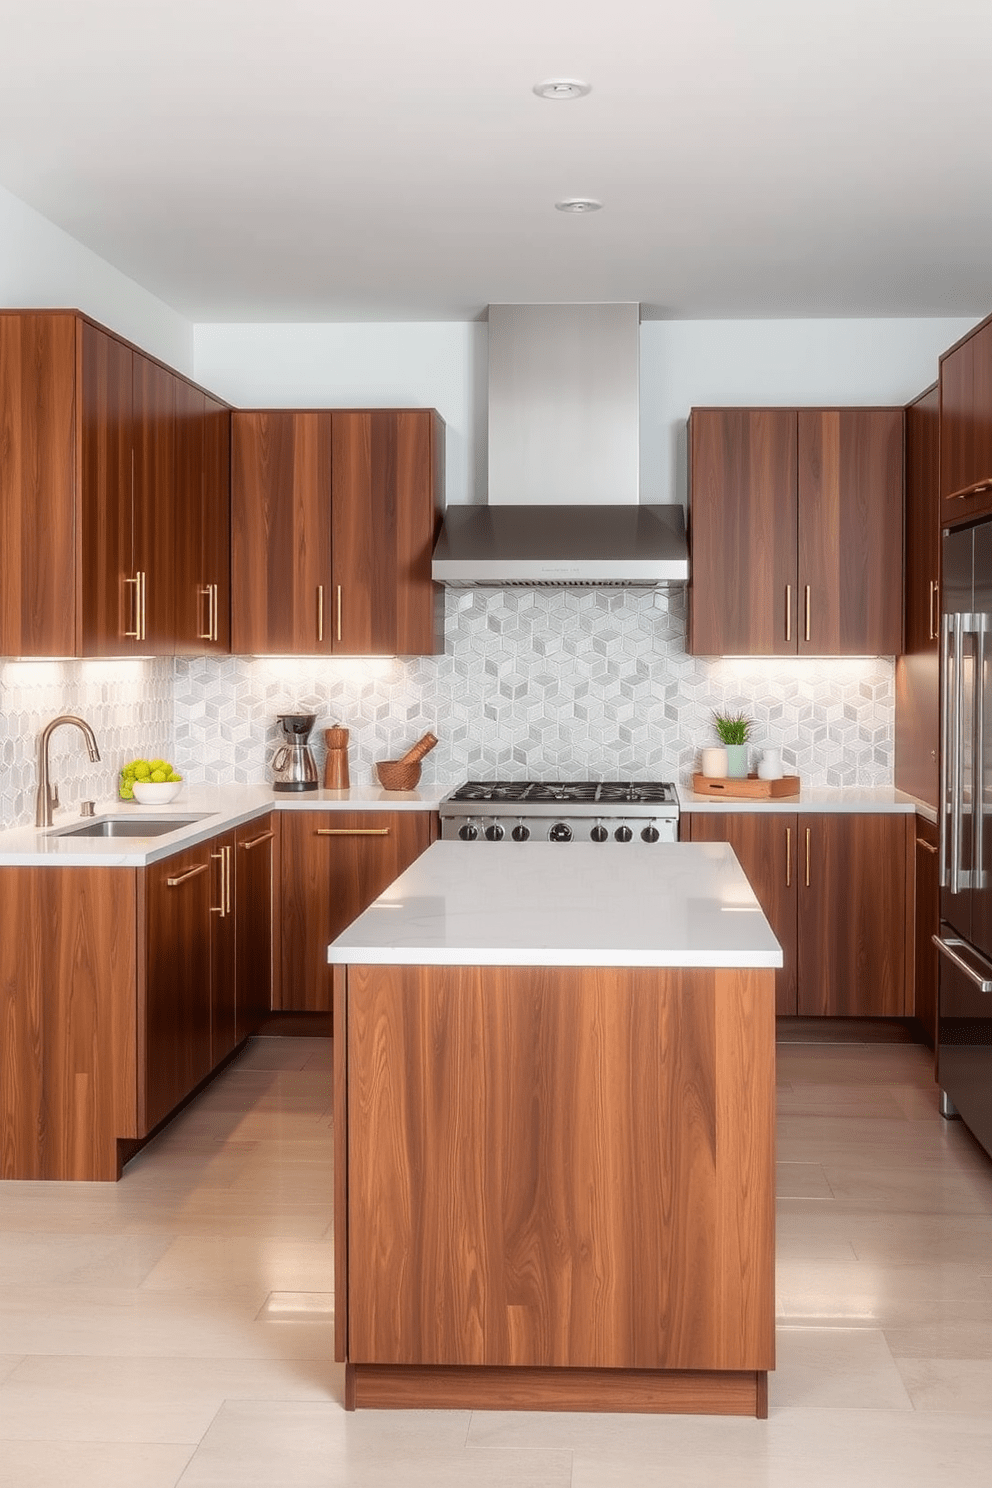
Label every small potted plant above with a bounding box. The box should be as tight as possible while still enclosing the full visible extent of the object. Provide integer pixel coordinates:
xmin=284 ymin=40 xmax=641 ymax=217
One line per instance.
xmin=712 ymin=710 xmax=752 ymax=779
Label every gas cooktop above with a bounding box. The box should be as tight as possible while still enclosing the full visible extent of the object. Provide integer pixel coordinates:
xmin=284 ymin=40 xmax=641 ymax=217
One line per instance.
xmin=445 ymin=781 xmax=677 ymax=806
xmin=439 ymin=780 xmax=680 ymax=842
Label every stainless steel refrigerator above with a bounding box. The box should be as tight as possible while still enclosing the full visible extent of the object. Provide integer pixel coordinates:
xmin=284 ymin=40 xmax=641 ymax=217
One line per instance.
xmin=936 ymin=519 xmax=992 ymax=1159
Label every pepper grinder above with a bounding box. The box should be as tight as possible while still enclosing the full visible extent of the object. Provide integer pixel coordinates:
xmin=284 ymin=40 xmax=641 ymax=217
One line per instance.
xmin=323 ymin=726 xmax=350 ymax=790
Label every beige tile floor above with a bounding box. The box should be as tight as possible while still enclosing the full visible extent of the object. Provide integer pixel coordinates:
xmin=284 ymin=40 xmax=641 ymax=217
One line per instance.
xmin=1 ymin=1035 xmax=991 ymax=1485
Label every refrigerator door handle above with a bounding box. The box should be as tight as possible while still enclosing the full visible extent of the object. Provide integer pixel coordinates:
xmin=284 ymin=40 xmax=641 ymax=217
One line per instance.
xmin=939 ymin=611 xmax=952 ymax=888
xmin=933 ymin=933 xmax=992 ymax=993
xmin=947 ymin=612 xmax=967 ymax=895
xmin=975 ymin=614 xmax=989 ymax=892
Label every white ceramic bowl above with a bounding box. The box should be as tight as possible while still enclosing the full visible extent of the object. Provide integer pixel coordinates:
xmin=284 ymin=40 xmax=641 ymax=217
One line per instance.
xmin=132 ymin=780 xmax=182 ymax=805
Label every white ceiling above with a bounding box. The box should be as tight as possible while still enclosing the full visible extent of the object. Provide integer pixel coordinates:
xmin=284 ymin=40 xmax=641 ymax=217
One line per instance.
xmin=1 ymin=0 xmax=990 ymax=323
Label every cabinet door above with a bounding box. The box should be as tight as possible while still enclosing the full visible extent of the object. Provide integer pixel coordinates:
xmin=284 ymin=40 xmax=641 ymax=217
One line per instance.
xmin=913 ymin=816 xmax=939 ymax=1050
xmin=202 ymin=394 xmax=232 ymax=652
xmin=939 ymin=317 xmax=992 ymax=522
xmin=231 ymin=411 xmax=333 ymax=654
xmin=280 ymin=811 xmax=434 ymax=1012
xmin=142 ymin=844 xmax=213 ymax=1132
xmin=79 ymin=321 xmax=134 ymax=656
xmin=331 ymin=410 xmax=444 ymax=656
xmin=209 ymin=830 xmax=238 ymax=1066
xmin=0 ymin=313 xmax=77 ymax=657
xmin=173 ymin=380 xmax=206 ymax=655
xmin=797 ymin=410 xmax=904 ymax=656
xmin=797 ymin=813 xmax=908 ymax=1017
xmin=235 ymin=814 xmax=276 ymax=1041
xmin=895 ymin=385 xmax=940 ymax=808
xmin=686 ymin=811 xmax=799 ymax=1015
xmin=131 ymin=353 xmax=176 ymax=654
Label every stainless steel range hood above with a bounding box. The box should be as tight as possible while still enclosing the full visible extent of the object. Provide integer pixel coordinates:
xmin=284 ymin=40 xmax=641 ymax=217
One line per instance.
xmin=432 ymin=303 xmax=689 ymax=589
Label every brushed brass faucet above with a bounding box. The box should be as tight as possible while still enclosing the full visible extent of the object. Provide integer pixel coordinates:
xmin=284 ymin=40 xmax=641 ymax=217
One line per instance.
xmin=36 ymin=715 xmax=101 ymax=828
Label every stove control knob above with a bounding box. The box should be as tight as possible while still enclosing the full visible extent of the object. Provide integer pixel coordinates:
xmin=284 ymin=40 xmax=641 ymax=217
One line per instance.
xmin=511 ymin=822 xmax=530 ymax=841
xmin=458 ymin=822 xmax=479 ymax=841
xmin=549 ymin=822 xmax=573 ymax=842
xmin=641 ymin=823 xmax=660 ymax=843
xmin=614 ymin=824 xmax=633 ymax=843
xmin=590 ymin=823 xmax=609 ymax=843
xmin=484 ymin=822 xmax=505 ymax=841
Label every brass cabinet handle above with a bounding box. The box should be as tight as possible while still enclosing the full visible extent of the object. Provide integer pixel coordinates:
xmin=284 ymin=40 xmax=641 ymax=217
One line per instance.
xmin=225 ymin=844 xmax=232 ymax=914
xmin=785 ymin=584 xmax=792 ymax=643
xmin=316 ymin=827 xmax=390 ymax=837
xmin=917 ymin=836 xmax=938 ymax=855
xmin=948 ymin=476 xmax=992 ymax=502
xmin=929 ymin=580 xmax=939 ymax=643
xmin=804 ymin=826 xmax=811 ymax=887
xmin=197 ymin=584 xmax=213 ymax=642
xmin=241 ymin=829 xmax=274 ymax=851
xmin=167 ymin=861 xmax=209 ymax=888
xmin=124 ymin=576 xmax=140 ymax=638
xmin=210 ymin=850 xmax=226 ymax=916
xmin=786 ymin=825 xmax=792 ymax=887
xmin=317 ymin=585 xmax=324 ymax=643
xmin=336 ymin=585 xmax=343 ymax=642
xmin=804 ymin=585 xmax=811 ymax=643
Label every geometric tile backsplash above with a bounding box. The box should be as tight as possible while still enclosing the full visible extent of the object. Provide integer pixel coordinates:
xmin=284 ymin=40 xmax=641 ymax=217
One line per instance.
xmin=1 ymin=587 xmax=895 ymax=830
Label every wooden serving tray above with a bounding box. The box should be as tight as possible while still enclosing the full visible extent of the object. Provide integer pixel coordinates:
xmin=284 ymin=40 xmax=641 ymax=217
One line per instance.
xmin=692 ymin=772 xmax=801 ymax=799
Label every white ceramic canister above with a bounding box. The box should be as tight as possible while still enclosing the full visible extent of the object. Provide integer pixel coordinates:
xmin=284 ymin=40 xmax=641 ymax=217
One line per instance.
xmin=757 ymin=749 xmax=783 ymax=780
xmin=701 ymin=746 xmax=729 ymax=778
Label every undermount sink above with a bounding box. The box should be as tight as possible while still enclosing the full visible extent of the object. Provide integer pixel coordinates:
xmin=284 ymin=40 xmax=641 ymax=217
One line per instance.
xmin=51 ymin=814 xmax=213 ymax=839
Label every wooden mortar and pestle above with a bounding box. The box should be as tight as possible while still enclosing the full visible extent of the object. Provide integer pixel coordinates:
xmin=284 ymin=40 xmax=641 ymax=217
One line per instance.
xmin=376 ymin=732 xmax=438 ymax=791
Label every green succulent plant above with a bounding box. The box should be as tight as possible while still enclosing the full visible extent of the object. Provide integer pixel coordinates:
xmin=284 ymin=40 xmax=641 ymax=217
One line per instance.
xmin=712 ymin=710 xmax=752 ymax=746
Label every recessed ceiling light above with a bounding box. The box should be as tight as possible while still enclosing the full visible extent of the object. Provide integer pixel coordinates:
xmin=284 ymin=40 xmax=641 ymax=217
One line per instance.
xmin=555 ymin=198 xmax=603 ymax=213
xmin=533 ymin=78 xmax=591 ymax=101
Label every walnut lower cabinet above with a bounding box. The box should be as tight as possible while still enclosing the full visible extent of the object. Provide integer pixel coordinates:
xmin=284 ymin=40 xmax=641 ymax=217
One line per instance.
xmin=280 ymin=811 xmax=435 ymax=1013
xmin=0 ymin=818 xmax=275 ymax=1182
xmin=686 ymin=811 xmax=911 ymax=1017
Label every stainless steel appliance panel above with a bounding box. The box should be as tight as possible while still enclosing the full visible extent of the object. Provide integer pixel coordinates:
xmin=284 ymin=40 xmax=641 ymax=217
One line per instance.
xmin=935 ymin=923 xmax=992 ymax=1157
xmin=940 ymin=525 xmax=976 ymax=939
xmin=974 ymin=521 xmax=992 ymax=959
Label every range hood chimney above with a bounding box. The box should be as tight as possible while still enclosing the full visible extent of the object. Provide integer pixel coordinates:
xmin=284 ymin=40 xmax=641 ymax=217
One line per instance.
xmin=432 ymin=303 xmax=689 ymax=589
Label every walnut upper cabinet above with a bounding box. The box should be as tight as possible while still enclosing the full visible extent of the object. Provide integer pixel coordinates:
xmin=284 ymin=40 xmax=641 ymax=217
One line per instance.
xmin=174 ymin=382 xmax=231 ymax=655
xmin=688 ymin=407 xmax=904 ymax=657
xmin=231 ymin=408 xmax=445 ymax=657
xmin=939 ymin=313 xmax=992 ymax=524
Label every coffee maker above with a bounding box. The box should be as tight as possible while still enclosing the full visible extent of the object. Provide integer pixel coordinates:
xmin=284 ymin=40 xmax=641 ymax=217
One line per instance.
xmin=272 ymin=713 xmax=319 ymax=792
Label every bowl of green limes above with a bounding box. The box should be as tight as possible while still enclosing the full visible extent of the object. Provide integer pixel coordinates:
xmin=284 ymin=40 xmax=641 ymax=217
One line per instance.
xmin=120 ymin=757 xmax=184 ymax=804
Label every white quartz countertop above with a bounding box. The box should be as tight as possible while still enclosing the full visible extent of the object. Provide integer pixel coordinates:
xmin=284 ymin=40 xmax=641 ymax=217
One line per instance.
xmin=678 ymin=784 xmax=927 ymax=816
xmin=326 ymin=840 xmax=784 ymax=969
xmin=0 ymin=783 xmax=446 ymax=867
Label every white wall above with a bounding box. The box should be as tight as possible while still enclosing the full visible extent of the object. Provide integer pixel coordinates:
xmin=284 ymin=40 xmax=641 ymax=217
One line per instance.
xmin=195 ymin=313 xmax=979 ymax=510
xmin=0 ymin=183 xmax=193 ymax=373
xmin=194 ymin=321 xmax=488 ymax=508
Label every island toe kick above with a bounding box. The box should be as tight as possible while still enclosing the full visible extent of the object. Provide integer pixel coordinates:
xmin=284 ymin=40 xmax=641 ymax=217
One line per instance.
xmin=333 ymin=961 xmax=776 ymax=1417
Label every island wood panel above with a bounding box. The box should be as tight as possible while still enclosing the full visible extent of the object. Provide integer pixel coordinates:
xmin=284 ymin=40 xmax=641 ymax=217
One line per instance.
xmin=235 ymin=813 xmax=278 ymax=1041
xmin=78 ymin=320 xmax=134 ymax=656
xmin=896 ymin=385 xmax=940 ymax=808
xmin=231 ymin=410 xmax=333 ymax=654
xmin=131 ymin=352 xmax=176 ymax=653
xmin=0 ymin=312 xmax=77 ymax=657
xmin=0 ymin=866 xmax=137 ymax=1181
xmin=939 ymin=314 xmax=992 ymax=521
xmin=688 ymin=409 xmax=798 ymax=655
xmin=797 ymin=409 xmax=904 ymax=655
xmin=684 ymin=813 xmax=798 ymax=1015
xmin=797 ymin=813 xmax=909 ymax=1017
xmin=344 ymin=962 xmax=775 ymax=1375
xmin=279 ymin=810 xmax=433 ymax=1012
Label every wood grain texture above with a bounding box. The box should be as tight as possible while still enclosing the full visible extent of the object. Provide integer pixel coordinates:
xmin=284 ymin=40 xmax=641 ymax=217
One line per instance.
xmin=688 ymin=409 xmax=798 ymax=655
xmin=913 ymin=815 xmax=939 ymax=1050
xmin=235 ymin=813 xmax=276 ymax=1042
xmin=797 ymin=409 xmax=904 ymax=655
xmin=141 ymin=845 xmax=213 ymax=1133
xmin=173 ymin=379 xmax=206 ymax=655
xmin=0 ymin=866 xmax=137 ymax=1181
xmin=895 ymin=385 xmax=939 ymax=807
xmin=78 ymin=320 xmax=134 ymax=656
xmin=343 ymin=963 xmax=775 ymax=1373
xmin=0 ymin=312 xmax=77 ymax=656
xmin=798 ymin=813 xmax=908 ymax=1016
xmin=231 ymin=410 xmax=333 ymax=654
xmin=685 ymin=812 xmax=798 ymax=1016
xmin=939 ymin=314 xmax=992 ymax=520
xmin=348 ymin=1363 xmax=767 ymax=1416
xmin=202 ymin=393 xmax=232 ymax=652
xmin=279 ymin=810 xmax=433 ymax=1012
xmin=131 ymin=352 xmax=176 ymax=654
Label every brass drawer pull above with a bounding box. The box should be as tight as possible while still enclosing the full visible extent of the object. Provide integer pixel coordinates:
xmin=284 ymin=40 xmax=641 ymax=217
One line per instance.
xmin=785 ymin=584 xmax=792 ymax=643
xmin=805 ymin=826 xmax=811 ymax=887
xmin=917 ymin=837 xmax=938 ymax=855
xmin=317 ymin=585 xmax=324 ymax=643
xmin=316 ymin=827 xmax=390 ymax=837
xmin=124 ymin=576 xmax=140 ymax=638
xmin=804 ymin=585 xmax=811 ymax=643
xmin=786 ymin=825 xmax=792 ymax=887
xmin=336 ymin=584 xmax=343 ymax=642
xmin=241 ymin=829 xmax=275 ymax=851
xmin=167 ymin=861 xmax=209 ymax=888
xmin=210 ymin=850 xmax=226 ymax=916
xmin=948 ymin=476 xmax=992 ymax=502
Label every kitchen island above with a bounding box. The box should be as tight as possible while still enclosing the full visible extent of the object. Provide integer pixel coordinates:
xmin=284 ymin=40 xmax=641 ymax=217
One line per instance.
xmin=327 ymin=840 xmax=782 ymax=1417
